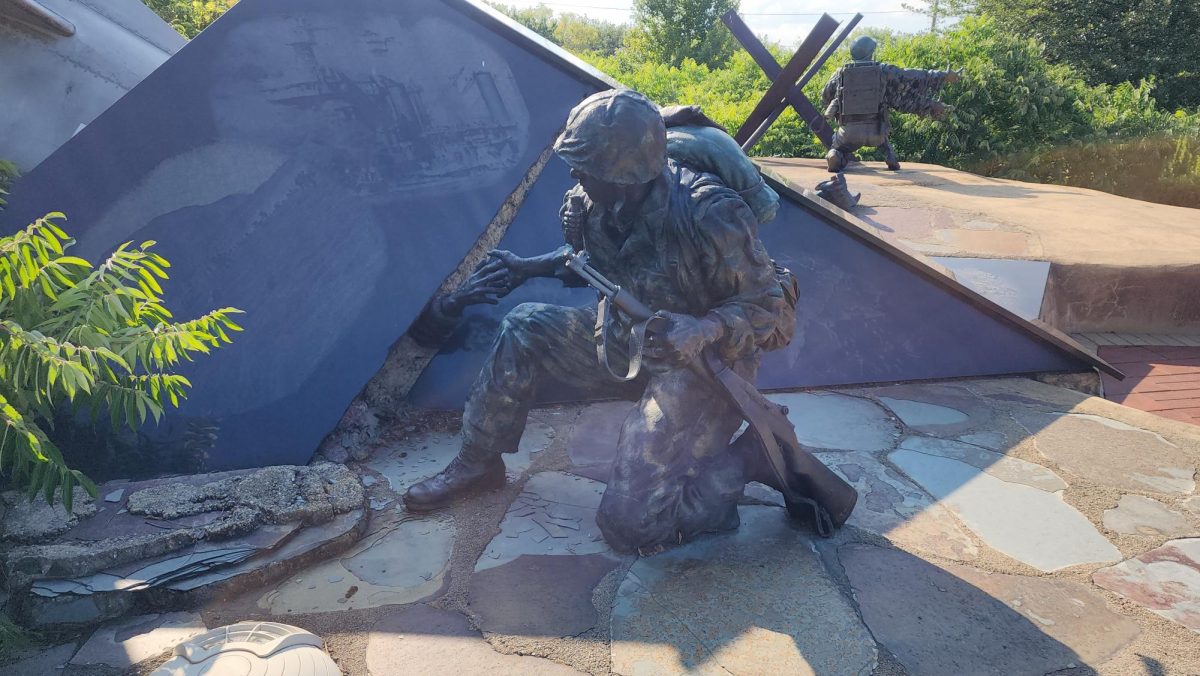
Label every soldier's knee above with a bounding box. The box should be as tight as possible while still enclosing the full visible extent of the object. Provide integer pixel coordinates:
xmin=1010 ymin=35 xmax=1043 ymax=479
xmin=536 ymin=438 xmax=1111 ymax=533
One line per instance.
xmin=825 ymin=148 xmax=848 ymax=173
xmin=498 ymin=302 xmax=550 ymax=336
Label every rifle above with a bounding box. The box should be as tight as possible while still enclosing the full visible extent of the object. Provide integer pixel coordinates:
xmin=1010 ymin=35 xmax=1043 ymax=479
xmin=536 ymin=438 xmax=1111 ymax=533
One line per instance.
xmin=563 ymin=250 xmax=858 ymax=535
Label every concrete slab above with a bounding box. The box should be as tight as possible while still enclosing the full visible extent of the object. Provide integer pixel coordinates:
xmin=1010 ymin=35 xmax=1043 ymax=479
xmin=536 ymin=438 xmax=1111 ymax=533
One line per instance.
xmin=71 ymin=611 xmax=206 ymax=668
xmin=0 ymin=488 xmax=97 ymax=543
xmin=611 ymin=506 xmax=876 ymax=675
xmin=841 ymin=544 xmax=1140 ymax=674
xmin=467 ymin=554 xmax=619 ymax=637
xmin=767 ymin=392 xmax=899 ymax=452
xmin=817 ymin=451 xmax=977 ymax=561
xmin=476 ymin=472 xmax=615 ymax=571
xmin=1103 ymin=495 xmax=1196 ymax=537
xmin=759 ymin=158 xmax=1200 ymax=333
xmin=367 ymin=605 xmax=585 ymax=675
xmin=889 ymin=447 xmax=1120 ymax=571
xmin=1013 ymin=410 xmax=1196 ymax=494
xmin=258 ymin=515 xmax=453 ymax=614
xmin=1093 ymin=538 xmax=1200 ymax=632
xmin=758 ymin=158 xmax=1200 ymax=269
xmin=368 ymin=422 xmax=554 ymax=493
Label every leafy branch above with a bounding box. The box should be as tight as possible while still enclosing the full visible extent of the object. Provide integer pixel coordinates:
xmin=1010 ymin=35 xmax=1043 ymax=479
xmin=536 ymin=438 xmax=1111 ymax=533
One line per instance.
xmin=0 ymin=212 xmax=242 ymax=506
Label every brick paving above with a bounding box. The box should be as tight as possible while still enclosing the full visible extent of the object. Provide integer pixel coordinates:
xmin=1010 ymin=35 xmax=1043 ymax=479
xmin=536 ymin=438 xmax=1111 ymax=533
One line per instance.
xmin=1098 ymin=344 xmax=1200 ymax=425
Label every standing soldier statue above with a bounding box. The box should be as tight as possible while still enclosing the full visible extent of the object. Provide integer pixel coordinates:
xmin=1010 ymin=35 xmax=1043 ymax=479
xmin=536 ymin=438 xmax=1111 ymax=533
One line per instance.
xmin=402 ymin=90 xmax=855 ymax=554
xmin=821 ymin=35 xmax=962 ymax=172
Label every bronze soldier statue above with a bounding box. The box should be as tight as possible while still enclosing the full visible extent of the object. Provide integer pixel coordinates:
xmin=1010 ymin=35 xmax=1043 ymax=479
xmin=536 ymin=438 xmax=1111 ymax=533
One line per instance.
xmin=402 ymin=90 xmax=849 ymax=554
xmin=821 ymin=36 xmax=961 ymax=172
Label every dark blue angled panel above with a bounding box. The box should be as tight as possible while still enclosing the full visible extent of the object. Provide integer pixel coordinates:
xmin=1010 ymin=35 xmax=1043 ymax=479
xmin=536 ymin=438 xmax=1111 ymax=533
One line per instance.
xmin=754 ymin=197 xmax=1081 ymax=388
xmin=408 ymin=183 xmax=1092 ymax=409
xmin=0 ymin=0 xmax=603 ymax=469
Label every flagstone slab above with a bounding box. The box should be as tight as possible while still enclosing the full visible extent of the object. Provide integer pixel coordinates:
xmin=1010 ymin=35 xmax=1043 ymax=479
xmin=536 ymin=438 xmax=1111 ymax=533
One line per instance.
xmin=611 ymin=506 xmax=876 ymax=675
xmin=1013 ymin=410 xmax=1196 ymax=494
xmin=566 ymin=401 xmax=635 ymax=482
xmin=817 ymin=451 xmax=977 ymax=561
xmin=889 ymin=448 xmax=1120 ymax=571
xmin=368 ymin=422 xmax=554 ymax=493
xmin=767 ymin=392 xmax=899 ymax=452
xmin=367 ymin=605 xmax=585 ymax=675
xmin=71 ymin=611 xmax=206 ymax=668
xmin=841 ymin=544 xmax=1140 ymax=675
xmin=467 ymin=554 xmax=619 ymax=637
xmin=1103 ymin=495 xmax=1196 ymax=537
xmin=898 ymin=436 xmax=1068 ymax=492
xmin=1093 ymin=538 xmax=1200 ymax=632
xmin=477 ymin=471 xmax=615 ymax=571
xmin=258 ymin=515 xmax=453 ymax=614
xmin=873 ymin=383 xmax=991 ymax=434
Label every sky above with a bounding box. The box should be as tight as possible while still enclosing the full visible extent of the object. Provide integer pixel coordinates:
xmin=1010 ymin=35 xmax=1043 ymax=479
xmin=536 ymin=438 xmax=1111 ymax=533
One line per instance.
xmin=499 ymin=0 xmax=938 ymax=46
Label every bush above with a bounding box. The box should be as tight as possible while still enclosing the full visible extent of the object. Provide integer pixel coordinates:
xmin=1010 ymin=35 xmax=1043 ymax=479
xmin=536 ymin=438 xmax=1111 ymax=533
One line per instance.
xmin=588 ymin=16 xmax=1200 ymax=207
xmin=0 ymin=213 xmax=242 ymax=507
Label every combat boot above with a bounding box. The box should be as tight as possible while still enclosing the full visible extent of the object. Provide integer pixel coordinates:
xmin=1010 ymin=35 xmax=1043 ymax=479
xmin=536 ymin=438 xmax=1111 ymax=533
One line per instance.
xmin=882 ymin=142 xmax=901 ymax=171
xmin=403 ymin=447 xmax=505 ymax=511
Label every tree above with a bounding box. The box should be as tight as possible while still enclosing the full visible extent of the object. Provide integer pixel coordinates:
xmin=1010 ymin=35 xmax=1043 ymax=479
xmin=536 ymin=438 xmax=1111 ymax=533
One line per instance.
xmin=489 ymin=4 xmax=628 ymax=56
xmin=141 ymin=0 xmax=238 ymax=38
xmin=901 ymin=0 xmax=976 ymax=31
xmin=974 ymin=0 xmax=1200 ymax=109
xmin=628 ymin=0 xmax=739 ymax=68
xmin=0 ymin=213 xmax=242 ymax=507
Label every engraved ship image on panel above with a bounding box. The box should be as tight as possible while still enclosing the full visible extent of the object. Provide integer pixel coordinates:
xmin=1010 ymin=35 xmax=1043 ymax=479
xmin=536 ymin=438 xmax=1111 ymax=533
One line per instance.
xmin=217 ymin=14 xmax=530 ymax=197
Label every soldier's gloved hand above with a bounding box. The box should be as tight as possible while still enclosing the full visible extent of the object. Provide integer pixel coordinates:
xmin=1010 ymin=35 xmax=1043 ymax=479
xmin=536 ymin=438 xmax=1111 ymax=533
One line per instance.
xmin=486 ymin=249 xmax=543 ymax=289
xmin=644 ymin=312 xmax=725 ymax=366
xmin=440 ymin=258 xmax=511 ymax=316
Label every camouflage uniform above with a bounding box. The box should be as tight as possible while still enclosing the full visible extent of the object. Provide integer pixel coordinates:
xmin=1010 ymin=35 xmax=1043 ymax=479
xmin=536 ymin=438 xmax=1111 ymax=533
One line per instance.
xmin=821 ymin=58 xmax=957 ymax=171
xmin=460 ymin=160 xmax=785 ymax=553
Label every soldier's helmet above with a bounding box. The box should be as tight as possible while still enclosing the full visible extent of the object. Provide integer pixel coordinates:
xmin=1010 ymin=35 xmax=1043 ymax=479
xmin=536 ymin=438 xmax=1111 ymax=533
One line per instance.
xmin=849 ymin=36 xmax=877 ymax=62
xmin=554 ymin=89 xmax=667 ymax=185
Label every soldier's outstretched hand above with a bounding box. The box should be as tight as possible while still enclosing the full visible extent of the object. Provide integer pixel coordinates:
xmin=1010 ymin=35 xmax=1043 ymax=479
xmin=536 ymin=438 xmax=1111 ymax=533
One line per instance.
xmin=440 ymin=259 xmax=512 ymax=316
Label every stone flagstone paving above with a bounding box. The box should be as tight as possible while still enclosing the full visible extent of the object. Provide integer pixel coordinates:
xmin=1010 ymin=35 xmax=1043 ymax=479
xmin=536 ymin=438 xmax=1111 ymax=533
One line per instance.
xmin=8 ymin=377 xmax=1200 ymax=674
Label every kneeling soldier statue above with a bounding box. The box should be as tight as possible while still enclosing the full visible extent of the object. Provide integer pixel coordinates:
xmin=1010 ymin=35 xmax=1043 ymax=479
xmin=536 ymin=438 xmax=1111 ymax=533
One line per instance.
xmin=822 ymin=36 xmax=962 ymax=172
xmin=404 ymin=90 xmax=855 ymax=554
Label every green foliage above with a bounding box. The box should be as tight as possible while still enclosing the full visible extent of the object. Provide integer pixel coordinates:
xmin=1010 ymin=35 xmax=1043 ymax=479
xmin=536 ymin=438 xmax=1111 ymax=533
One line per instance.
xmin=902 ymin=0 xmax=976 ymax=32
xmin=489 ymin=4 xmax=628 ymax=56
xmin=974 ymin=0 xmax=1200 ymax=109
xmin=588 ymin=15 xmax=1200 ymax=208
xmin=628 ymin=0 xmax=739 ymax=68
xmin=0 ymin=214 xmax=242 ymax=506
xmin=0 ymin=611 xmax=38 ymax=659
xmin=141 ymin=0 xmax=237 ymax=38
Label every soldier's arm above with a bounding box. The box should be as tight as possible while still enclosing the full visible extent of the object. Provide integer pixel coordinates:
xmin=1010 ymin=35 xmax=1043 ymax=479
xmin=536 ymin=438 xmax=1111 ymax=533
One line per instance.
xmin=821 ymin=72 xmax=839 ymax=107
xmin=882 ymin=64 xmax=957 ymax=118
xmin=692 ymin=192 xmax=787 ymax=360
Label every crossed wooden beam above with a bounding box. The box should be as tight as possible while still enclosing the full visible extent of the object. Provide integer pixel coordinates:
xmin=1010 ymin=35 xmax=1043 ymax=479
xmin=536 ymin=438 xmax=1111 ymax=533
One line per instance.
xmin=722 ymin=11 xmax=863 ymax=151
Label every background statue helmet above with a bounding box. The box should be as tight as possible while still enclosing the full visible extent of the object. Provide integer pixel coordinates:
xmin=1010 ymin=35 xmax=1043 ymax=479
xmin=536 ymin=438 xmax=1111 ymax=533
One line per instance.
xmin=849 ymin=36 xmax=877 ymax=62
xmin=554 ymin=89 xmax=667 ymax=185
